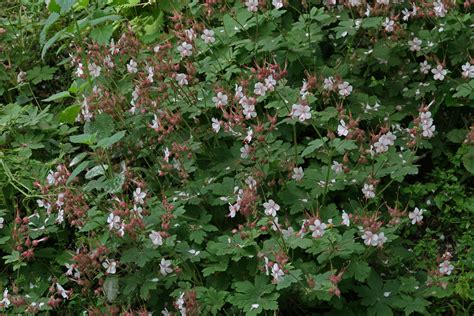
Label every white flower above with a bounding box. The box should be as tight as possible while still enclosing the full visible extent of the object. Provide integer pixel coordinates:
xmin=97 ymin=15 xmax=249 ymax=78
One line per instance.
xmin=271 ymin=263 xmax=285 ymax=282
xmin=272 ymin=0 xmax=283 ymax=9
xmin=402 ymin=8 xmax=412 ymax=21
xmin=438 ymin=260 xmax=454 ymax=275
xmin=228 ymin=203 xmax=239 ymax=218
xmin=235 ymin=85 xmax=244 ymax=99
xmin=291 ymin=103 xmax=311 ymax=122
xmin=151 ymin=114 xmax=160 ymax=130
xmin=164 ymin=147 xmax=171 ymax=162
xmin=377 ymin=232 xmax=387 ymax=246
xmin=176 ymin=73 xmax=188 ymax=86
xmin=201 ymin=29 xmax=215 ymax=44
xmin=244 ymin=128 xmax=253 ymax=143
xmin=0 ymin=217 xmax=4 ymax=229
xmin=103 ymin=55 xmax=114 ymax=68
xmin=212 ymin=92 xmax=228 ymax=107
xmin=154 ymin=45 xmax=161 ymax=53
xmin=240 ymin=144 xmax=251 ymax=159
xmin=342 ymin=211 xmax=350 ymax=226
xmin=300 ymin=80 xmax=309 ymax=99
xmin=265 ymin=75 xmax=277 ymax=91
xmin=373 ymin=132 xmax=397 ymax=154
xmin=149 ymin=230 xmax=163 ymax=246
xmin=292 ymin=167 xmax=304 ymax=181
xmin=56 ymin=283 xmax=69 ymax=299
xmin=282 ymin=226 xmax=295 ymax=238
xmin=338 ymin=81 xmax=353 ymax=97
xmin=461 ymin=62 xmax=474 ymax=79
xmin=263 ymin=199 xmax=280 ymax=217
xmin=337 ymin=120 xmax=349 ymax=137
xmin=102 ymin=259 xmax=117 ymax=274
xmin=47 ymin=170 xmax=56 ymax=185
xmin=433 ymin=1 xmax=447 ymax=17
xmin=245 ymin=0 xmax=259 ymax=12
xmin=109 ymin=39 xmax=119 ymax=55
xmin=107 ymin=213 xmax=121 ymax=230
xmin=432 ymin=65 xmax=447 ymax=81
xmin=133 ymin=187 xmax=146 ymax=205
xmin=408 ymin=207 xmax=424 ymax=224
xmin=243 ymin=102 xmax=257 ymax=119
xmin=0 ymin=289 xmax=9 ymax=308
xmin=177 ymin=42 xmax=193 ymax=57
xmin=408 ymin=37 xmax=422 ymax=52
xmin=362 ymin=183 xmax=375 ymax=199
xmin=127 ymin=59 xmax=138 ymax=74
xmin=176 ymin=292 xmax=186 ymax=315
xmin=309 ymin=219 xmax=327 ymax=238
xmin=245 ymin=176 xmax=257 ymax=188
xmin=159 ymin=258 xmax=173 ymax=276
xmin=419 ymin=61 xmax=431 ymax=74
xmin=75 ymin=63 xmax=84 ymax=77
xmin=254 ymin=82 xmax=267 ymax=96
xmin=362 ymin=230 xmax=379 ymax=246
xmin=250 ymin=303 xmax=260 ymax=310
xmin=332 ymin=161 xmax=343 ymax=173
xmin=323 ymin=76 xmax=335 ymax=91
xmin=184 ymin=28 xmax=195 ymax=41
xmin=146 ymin=66 xmax=154 ymax=82
xmin=88 ymin=63 xmax=101 ymax=78
xmin=188 ymin=249 xmax=200 ymax=256
xmin=383 ymin=18 xmax=395 ymax=33
xmin=211 ymin=118 xmax=221 ymax=133
xmin=56 ymin=209 xmax=64 ymax=224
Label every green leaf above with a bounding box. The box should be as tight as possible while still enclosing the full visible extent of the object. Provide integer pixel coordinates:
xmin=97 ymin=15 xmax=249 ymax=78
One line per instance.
xmin=301 ymin=138 xmax=326 ymax=157
xmin=67 ymin=160 xmax=90 ymax=184
xmin=96 ymin=131 xmax=126 ymax=149
xmin=42 ymin=91 xmax=71 ymax=102
xmin=102 ymin=174 xmax=125 ymax=194
xmin=57 ymin=104 xmax=80 ymax=124
xmin=90 ymin=24 xmax=114 ymax=45
xmin=27 ymin=66 xmax=57 ymax=84
xmin=56 ymin=0 xmax=76 ymax=14
xmin=103 ymin=276 xmax=119 ymax=303
xmin=229 ymin=275 xmax=279 ymax=316
xmin=462 ymin=149 xmax=474 ymax=174
xmin=85 ymin=164 xmax=108 ymax=179
xmin=140 ymin=280 xmax=158 ymax=300
xmin=69 ymin=152 xmax=88 ymax=167
xmin=41 ymin=29 xmax=67 ymax=59
xmin=403 ymin=297 xmax=429 ymax=315
xmin=202 ymin=260 xmax=228 ymax=277
xmin=40 ymin=13 xmax=60 ymax=44
xmin=69 ymin=133 xmax=96 ymax=145
xmin=276 ymin=269 xmax=302 ymax=290
xmin=347 ymin=261 xmax=371 ymax=282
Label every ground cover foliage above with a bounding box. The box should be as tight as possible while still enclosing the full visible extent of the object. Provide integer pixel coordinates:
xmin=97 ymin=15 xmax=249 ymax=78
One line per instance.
xmin=0 ymin=0 xmax=473 ymax=314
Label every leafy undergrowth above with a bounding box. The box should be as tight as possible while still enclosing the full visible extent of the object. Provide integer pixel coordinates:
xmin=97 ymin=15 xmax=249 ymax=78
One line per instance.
xmin=0 ymin=0 xmax=473 ymax=315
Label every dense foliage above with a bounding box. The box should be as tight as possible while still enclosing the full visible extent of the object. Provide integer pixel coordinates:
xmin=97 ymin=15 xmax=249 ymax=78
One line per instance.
xmin=0 ymin=0 xmax=473 ymax=314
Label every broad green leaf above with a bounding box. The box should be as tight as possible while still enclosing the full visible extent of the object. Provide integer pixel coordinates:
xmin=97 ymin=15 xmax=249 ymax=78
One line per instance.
xmin=43 ymin=91 xmax=70 ymax=102
xmin=85 ymin=164 xmax=108 ymax=179
xmin=57 ymin=104 xmax=80 ymax=124
xmin=96 ymin=131 xmax=126 ymax=149
xmin=69 ymin=133 xmax=96 ymax=145
xmin=104 ymin=276 xmax=119 ymax=303
xmin=90 ymin=24 xmax=114 ymax=45
xmin=67 ymin=160 xmax=90 ymax=184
